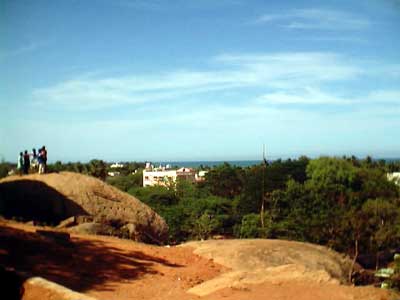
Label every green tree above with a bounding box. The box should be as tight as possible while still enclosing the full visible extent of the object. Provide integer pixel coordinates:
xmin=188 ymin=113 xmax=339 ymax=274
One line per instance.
xmin=306 ymin=157 xmax=360 ymax=194
xmin=88 ymin=159 xmax=107 ymax=181
xmin=0 ymin=159 xmax=11 ymax=179
xmin=53 ymin=161 xmax=64 ymax=172
xmin=175 ymin=177 xmax=197 ymax=199
xmin=192 ymin=212 xmax=222 ymax=240
xmin=107 ymin=171 xmax=143 ymax=192
xmin=239 ymin=214 xmax=263 ymax=238
xmin=361 ymin=198 xmax=400 ymax=269
xmin=161 ymin=204 xmax=187 ymax=243
xmin=204 ymin=163 xmax=244 ymax=199
xmin=237 ymin=158 xmax=309 ymax=220
xmin=180 ymin=196 xmax=233 ymax=239
xmin=130 ymin=185 xmax=178 ymax=209
xmin=358 ymin=167 xmax=398 ymax=202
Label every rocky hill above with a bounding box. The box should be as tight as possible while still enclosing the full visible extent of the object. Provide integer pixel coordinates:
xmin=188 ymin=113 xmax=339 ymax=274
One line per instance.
xmin=0 ymin=172 xmax=168 ymax=243
xmin=0 ymin=222 xmax=392 ymax=300
xmin=183 ymin=239 xmax=353 ymax=296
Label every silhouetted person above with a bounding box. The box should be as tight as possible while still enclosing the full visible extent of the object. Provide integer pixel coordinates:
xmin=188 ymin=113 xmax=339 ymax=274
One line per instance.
xmin=23 ymin=150 xmax=30 ymax=174
xmin=42 ymin=145 xmax=47 ymax=173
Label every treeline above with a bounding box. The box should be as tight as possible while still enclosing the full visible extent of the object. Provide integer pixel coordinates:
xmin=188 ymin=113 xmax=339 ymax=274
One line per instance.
xmin=0 ymin=161 xmax=14 ymax=179
xmin=117 ymin=157 xmax=400 ymax=270
xmin=48 ymin=160 xmax=145 ymax=179
xmin=47 ymin=160 xmax=145 ymax=195
xmin=0 ymin=159 xmax=145 ymax=182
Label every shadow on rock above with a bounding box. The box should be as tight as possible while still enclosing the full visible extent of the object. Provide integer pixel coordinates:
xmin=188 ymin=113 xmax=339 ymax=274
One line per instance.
xmin=0 ymin=266 xmax=25 ymax=300
xmin=0 ymin=225 xmax=182 ymax=292
xmin=0 ymin=180 xmax=89 ymax=225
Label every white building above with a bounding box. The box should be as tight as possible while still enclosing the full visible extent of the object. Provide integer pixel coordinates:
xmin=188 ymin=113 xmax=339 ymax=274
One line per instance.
xmin=195 ymin=170 xmax=208 ymax=182
xmin=143 ymin=166 xmax=198 ymax=187
xmin=110 ymin=163 xmax=124 ymax=168
xmin=143 ymin=169 xmax=178 ymax=187
xmin=108 ymin=171 xmax=121 ymax=177
xmin=387 ymin=172 xmax=400 ymax=186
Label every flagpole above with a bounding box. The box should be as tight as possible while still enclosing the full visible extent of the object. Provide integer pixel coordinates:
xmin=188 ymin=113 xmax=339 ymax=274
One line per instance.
xmin=260 ymin=144 xmax=266 ymax=229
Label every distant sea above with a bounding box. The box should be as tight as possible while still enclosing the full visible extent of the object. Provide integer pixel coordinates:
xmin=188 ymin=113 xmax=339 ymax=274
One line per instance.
xmin=153 ymin=157 xmax=400 ymax=169
xmin=383 ymin=158 xmax=400 ymax=163
xmin=153 ymin=160 xmax=262 ymax=168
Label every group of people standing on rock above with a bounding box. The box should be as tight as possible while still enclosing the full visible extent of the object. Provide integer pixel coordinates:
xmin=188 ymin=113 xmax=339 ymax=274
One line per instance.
xmin=17 ymin=146 xmax=47 ymax=175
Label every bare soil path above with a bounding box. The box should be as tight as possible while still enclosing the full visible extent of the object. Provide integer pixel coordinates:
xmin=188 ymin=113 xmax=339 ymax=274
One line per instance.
xmin=0 ymin=221 xmax=395 ymax=300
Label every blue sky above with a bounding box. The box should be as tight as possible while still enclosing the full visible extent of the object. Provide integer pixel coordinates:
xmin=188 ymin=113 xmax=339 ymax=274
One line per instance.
xmin=1 ymin=0 xmax=400 ymax=162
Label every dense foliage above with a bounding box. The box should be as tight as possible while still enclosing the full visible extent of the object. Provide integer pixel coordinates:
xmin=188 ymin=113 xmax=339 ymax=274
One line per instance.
xmin=44 ymin=160 xmax=145 ymax=183
xmin=126 ymin=157 xmax=400 ymax=271
xmin=0 ymin=160 xmax=13 ymax=179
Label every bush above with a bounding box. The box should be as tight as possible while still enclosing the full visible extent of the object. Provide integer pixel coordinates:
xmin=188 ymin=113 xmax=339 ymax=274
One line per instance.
xmin=0 ymin=162 xmax=11 ymax=179
xmin=107 ymin=172 xmax=143 ymax=192
xmin=239 ymin=214 xmax=269 ymax=238
xmin=192 ymin=212 xmax=222 ymax=240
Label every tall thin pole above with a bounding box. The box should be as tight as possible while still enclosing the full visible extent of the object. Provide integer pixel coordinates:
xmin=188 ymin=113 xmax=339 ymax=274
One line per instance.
xmin=260 ymin=144 xmax=266 ymax=228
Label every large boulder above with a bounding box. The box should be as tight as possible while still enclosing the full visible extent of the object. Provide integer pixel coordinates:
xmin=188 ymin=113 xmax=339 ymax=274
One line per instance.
xmin=183 ymin=239 xmax=353 ymax=296
xmin=0 ymin=172 xmax=168 ymax=244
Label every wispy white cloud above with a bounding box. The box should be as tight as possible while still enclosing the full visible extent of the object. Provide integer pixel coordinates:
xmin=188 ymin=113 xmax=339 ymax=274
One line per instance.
xmin=21 ymin=82 xmax=400 ymax=161
xmin=366 ymin=90 xmax=400 ymax=104
xmin=256 ymin=87 xmax=350 ymax=105
xmin=0 ymin=41 xmax=46 ymax=61
xmin=255 ymin=8 xmax=371 ymax=31
xmin=372 ymin=64 xmax=400 ymax=79
xmin=214 ymin=52 xmax=361 ymax=85
xmin=129 ymin=89 xmax=400 ymax=136
xmin=56 ymin=89 xmax=399 ymax=145
xmin=33 ymin=52 xmax=400 ymax=115
xmin=290 ymin=36 xmax=369 ymax=43
xmin=110 ymin=0 xmax=164 ymax=10
xmin=256 ymin=87 xmax=400 ymax=106
xmin=109 ymin=0 xmax=243 ymax=10
xmin=32 ymin=70 xmax=245 ymax=109
xmin=33 ymin=52 xmax=363 ymax=110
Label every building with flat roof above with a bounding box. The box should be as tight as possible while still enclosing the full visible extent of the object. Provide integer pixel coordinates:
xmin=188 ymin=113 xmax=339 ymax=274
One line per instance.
xmin=387 ymin=172 xmax=400 ymax=186
xmin=143 ymin=165 xmax=202 ymax=187
xmin=110 ymin=162 xmax=124 ymax=168
xmin=143 ymin=169 xmax=178 ymax=187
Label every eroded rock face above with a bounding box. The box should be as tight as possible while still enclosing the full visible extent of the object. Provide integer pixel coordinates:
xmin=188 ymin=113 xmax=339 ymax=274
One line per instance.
xmin=0 ymin=172 xmax=168 ymax=244
xmin=183 ymin=239 xmax=353 ymax=297
xmin=67 ymin=223 xmax=116 ymax=236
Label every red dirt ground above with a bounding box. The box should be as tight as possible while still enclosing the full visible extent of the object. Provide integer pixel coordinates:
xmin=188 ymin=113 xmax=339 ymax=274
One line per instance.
xmin=0 ymin=221 xmax=396 ymax=300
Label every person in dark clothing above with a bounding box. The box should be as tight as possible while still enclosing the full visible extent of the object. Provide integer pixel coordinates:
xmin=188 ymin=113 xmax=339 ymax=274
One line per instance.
xmin=41 ymin=146 xmax=47 ymax=173
xmin=38 ymin=147 xmax=44 ymax=174
xmin=23 ymin=150 xmax=30 ymax=174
